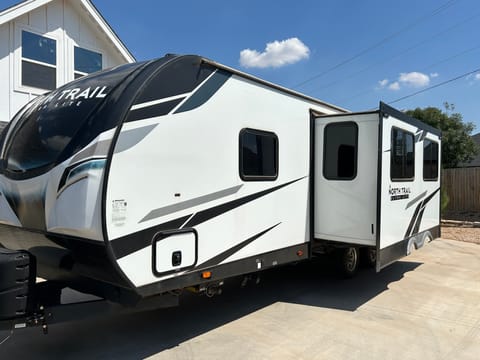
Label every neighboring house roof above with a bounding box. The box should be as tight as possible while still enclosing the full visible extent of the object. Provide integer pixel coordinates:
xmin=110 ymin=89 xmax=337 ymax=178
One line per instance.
xmin=0 ymin=0 xmax=135 ymax=63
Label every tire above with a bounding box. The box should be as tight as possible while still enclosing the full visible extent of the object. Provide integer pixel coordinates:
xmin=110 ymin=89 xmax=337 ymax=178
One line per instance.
xmin=422 ymin=232 xmax=432 ymax=246
xmin=360 ymin=247 xmax=376 ymax=268
xmin=338 ymin=247 xmax=360 ymax=278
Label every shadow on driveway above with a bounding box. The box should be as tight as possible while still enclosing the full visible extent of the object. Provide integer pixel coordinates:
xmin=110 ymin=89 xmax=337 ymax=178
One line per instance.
xmin=0 ymin=258 xmax=421 ymax=359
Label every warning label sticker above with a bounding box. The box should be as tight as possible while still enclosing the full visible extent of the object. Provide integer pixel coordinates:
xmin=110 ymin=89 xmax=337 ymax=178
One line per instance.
xmin=112 ymin=199 xmax=127 ymax=226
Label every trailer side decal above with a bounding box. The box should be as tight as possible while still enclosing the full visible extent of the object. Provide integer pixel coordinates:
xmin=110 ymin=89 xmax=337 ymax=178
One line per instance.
xmin=110 ymin=177 xmax=305 ymax=259
xmin=196 ymin=223 xmax=281 ymax=269
xmin=405 ymin=190 xmax=427 ymax=209
xmin=126 ymin=98 xmax=184 ymax=122
xmin=140 ymin=184 xmax=243 ymax=223
xmin=183 ymin=177 xmax=305 ymax=228
xmin=114 ymin=124 xmax=158 ymax=153
xmin=403 ymin=187 xmax=440 ymax=239
xmin=174 ymin=70 xmax=231 ymax=114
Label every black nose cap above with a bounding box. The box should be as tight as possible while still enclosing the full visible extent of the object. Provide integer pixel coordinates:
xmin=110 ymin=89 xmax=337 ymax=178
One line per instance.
xmin=172 ymin=251 xmax=182 ymax=267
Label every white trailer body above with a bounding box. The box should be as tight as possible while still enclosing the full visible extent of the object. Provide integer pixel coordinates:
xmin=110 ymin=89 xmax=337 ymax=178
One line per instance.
xmin=0 ymin=55 xmax=441 ymax=323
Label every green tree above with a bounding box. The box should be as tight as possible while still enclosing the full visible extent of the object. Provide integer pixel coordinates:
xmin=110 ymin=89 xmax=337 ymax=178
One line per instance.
xmin=406 ymin=103 xmax=479 ymax=168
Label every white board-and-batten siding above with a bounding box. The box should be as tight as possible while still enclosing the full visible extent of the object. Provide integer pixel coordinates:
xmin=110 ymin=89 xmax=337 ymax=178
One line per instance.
xmin=0 ymin=0 xmax=132 ymax=124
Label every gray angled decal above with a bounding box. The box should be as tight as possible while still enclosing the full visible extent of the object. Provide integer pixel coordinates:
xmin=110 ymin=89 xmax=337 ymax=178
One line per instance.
xmin=140 ymin=184 xmax=243 ymax=223
xmin=114 ymin=124 xmax=158 ymax=153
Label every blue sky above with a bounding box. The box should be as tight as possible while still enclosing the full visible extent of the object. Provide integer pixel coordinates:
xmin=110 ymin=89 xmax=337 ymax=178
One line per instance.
xmin=2 ymin=0 xmax=480 ymax=131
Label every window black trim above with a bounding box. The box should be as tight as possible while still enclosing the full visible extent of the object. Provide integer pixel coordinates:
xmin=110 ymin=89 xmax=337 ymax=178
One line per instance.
xmin=423 ymin=139 xmax=439 ymax=181
xmin=390 ymin=126 xmax=415 ymax=182
xmin=239 ymin=128 xmax=279 ymax=181
xmin=322 ymin=121 xmax=358 ymax=181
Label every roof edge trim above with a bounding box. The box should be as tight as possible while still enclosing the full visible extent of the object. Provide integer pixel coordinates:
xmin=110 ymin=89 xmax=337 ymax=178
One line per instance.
xmin=201 ymin=58 xmax=349 ymax=114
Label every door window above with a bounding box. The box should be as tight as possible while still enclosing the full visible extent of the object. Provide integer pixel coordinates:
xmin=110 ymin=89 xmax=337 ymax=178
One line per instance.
xmin=323 ymin=122 xmax=358 ymax=180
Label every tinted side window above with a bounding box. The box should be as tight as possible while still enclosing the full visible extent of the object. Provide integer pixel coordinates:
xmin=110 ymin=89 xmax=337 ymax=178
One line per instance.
xmin=239 ymin=129 xmax=278 ymax=181
xmin=423 ymin=139 xmax=439 ymax=180
xmin=323 ymin=122 xmax=358 ymax=180
xmin=391 ymin=128 xmax=414 ymax=181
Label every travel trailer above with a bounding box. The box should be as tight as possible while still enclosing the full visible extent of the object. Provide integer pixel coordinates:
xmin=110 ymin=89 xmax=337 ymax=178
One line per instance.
xmin=0 ymin=54 xmax=441 ymax=332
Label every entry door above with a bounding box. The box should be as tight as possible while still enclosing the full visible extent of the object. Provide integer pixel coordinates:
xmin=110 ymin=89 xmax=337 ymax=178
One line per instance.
xmin=314 ymin=113 xmax=378 ymax=246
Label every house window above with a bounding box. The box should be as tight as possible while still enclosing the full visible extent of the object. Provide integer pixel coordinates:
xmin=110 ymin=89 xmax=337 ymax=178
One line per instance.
xmin=423 ymin=139 xmax=439 ymax=180
xmin=21 ymin=31 xmax=56 ymax=90
xmin=391 ymin=127 xmax=414 ymax=181
xmin=74 ymin=46 xmax=102 ymax=79
xmin=239 ymin=128 xmax=278 ymax=181
xmin=323 ymin=122 xmax=358 ymax=180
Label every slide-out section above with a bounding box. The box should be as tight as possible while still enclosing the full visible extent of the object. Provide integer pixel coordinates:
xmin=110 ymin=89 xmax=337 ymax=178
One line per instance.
xmin=314 ymin=103 xmax=441 ymax=271
xmin=376 ymin=104 xmax=441 ymax=270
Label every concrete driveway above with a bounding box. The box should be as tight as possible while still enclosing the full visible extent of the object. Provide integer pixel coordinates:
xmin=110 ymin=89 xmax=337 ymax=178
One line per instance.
xmin=0 ymin=238 xmax=479 ymax=359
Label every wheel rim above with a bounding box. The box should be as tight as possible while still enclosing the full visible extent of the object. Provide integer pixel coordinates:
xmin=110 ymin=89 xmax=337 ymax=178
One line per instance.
xmin=345 ymin=248 xmax=357 ymax=272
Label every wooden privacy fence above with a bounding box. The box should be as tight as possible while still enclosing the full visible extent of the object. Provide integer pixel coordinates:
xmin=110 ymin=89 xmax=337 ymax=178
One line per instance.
xmin=442 ymin=167 xmax=480 ymax=212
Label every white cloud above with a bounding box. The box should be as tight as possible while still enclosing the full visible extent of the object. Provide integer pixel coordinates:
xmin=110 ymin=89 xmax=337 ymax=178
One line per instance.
xmin=475 ymin=73 xmax=480 ymax=80
xmin=398 ymin=72 xmax=430 ymax=87
xmin=239 ymin=37 xmax=310 ymax=68
xmin=379 ymin=71 xmax=431 ymax=91
xmin=378 ymin=79 xmax=389 ymax=87
xmin=388 ymin=82 xmax=400 ymax=91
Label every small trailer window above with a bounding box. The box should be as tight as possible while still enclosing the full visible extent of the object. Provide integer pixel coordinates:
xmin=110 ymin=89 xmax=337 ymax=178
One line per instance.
xmin=423 ymin=140 xmax=439 ymax=180
xmin=239 ymin=128 xmax=278 ymax=181
xmin=391 ymin=128 xmax=414 ymax=181
xmin=323 ymin=122 xmax=358 ymax=180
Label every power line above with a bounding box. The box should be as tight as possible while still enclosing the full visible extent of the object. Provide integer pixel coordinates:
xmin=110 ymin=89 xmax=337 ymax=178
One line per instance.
xmin=336 ymin=44 xmax=480 ymax=104
xmin=387 ymin=67 xmax=480 ymax=105
xmin=308 ymin=12 xmax=480 ymax=93
xmin=292 ymin=0 xmax=461 ymax=89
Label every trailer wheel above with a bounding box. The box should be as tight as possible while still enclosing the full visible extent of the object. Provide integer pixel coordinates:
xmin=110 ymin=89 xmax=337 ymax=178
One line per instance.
xmin=339 ymin=247 xmax=359 ymax=278
xmin=361 ymin=247 xmax=376 ymax=268
xmin=422 ymin=232 xmax=433 ymax=246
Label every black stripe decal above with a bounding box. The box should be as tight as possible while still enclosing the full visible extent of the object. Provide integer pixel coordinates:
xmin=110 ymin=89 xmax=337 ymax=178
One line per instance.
xmin=403 ymin=187 xmax=440 ymax=239
xmin=184 ymin=177 xmax=305 ymax=227
xmin=111 ymin=177 xmax=305 ymax=259
xmin=126 ymin=98 xmax=184 ymax=122
xmin=174 ymin=70 xmax=231 ymax=114
xmin=111 ymin=215 xmax=192 ymax=259
xmin=196 ymin=223 xmax=281 ymax=269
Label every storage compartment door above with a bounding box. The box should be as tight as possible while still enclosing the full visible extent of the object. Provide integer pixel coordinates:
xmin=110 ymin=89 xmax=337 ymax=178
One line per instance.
xmin=152 ymin=230 xmax=197 ymax=276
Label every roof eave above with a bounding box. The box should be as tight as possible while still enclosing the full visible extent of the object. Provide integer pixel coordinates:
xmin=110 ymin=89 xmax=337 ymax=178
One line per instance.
xmin=80 ymin=0 xmax=136 ymax=63
xmin=0 ymin=0 xmax=136 ymax=63
xmin=0 ymin=0 xmax=52 ymax=26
